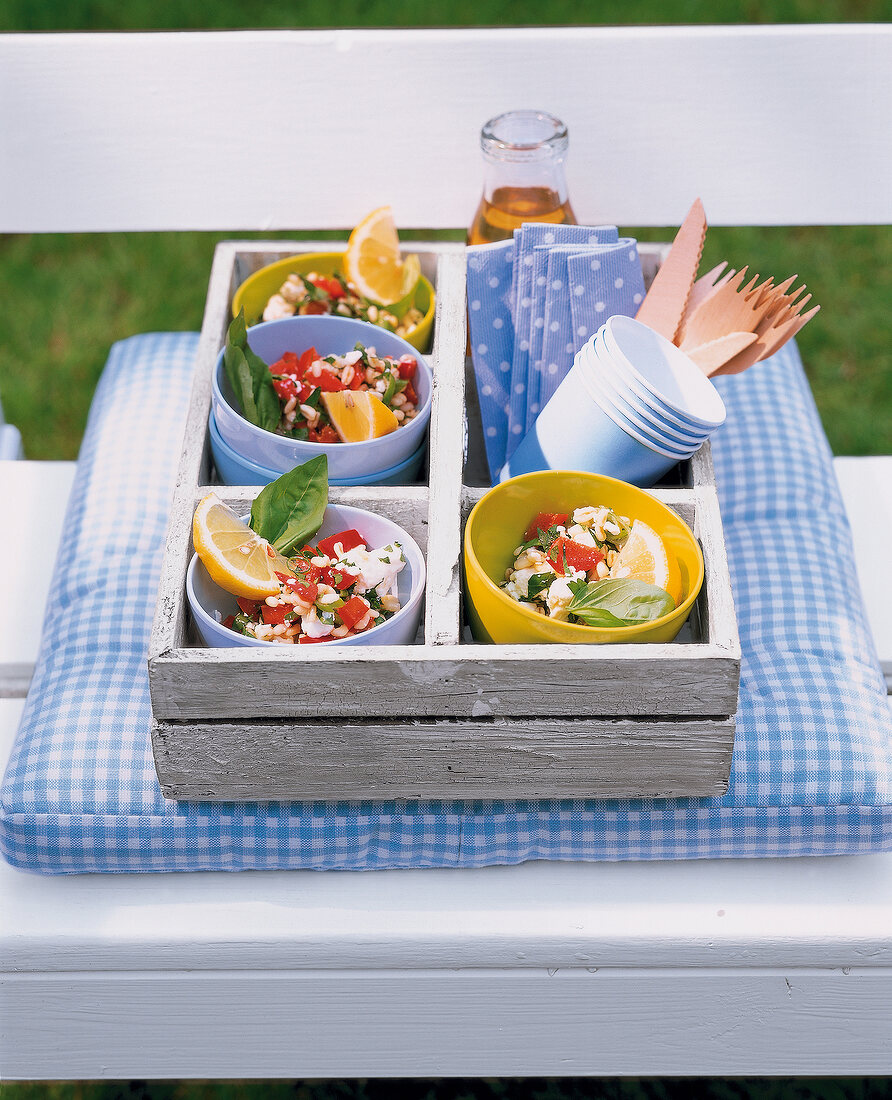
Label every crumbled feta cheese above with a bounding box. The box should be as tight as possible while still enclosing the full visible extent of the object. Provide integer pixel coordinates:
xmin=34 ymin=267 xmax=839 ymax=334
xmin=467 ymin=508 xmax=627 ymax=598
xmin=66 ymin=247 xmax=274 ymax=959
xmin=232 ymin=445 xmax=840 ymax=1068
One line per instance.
xmin=566 ymin=524 xmax=598 ymax=547
xmin=546 ymin=575 xmax=581 ymax=621
xmin=338 ymin=543 xmax=405 ymax=596
xmin=301 ymin=606 xmax=335 ymax=638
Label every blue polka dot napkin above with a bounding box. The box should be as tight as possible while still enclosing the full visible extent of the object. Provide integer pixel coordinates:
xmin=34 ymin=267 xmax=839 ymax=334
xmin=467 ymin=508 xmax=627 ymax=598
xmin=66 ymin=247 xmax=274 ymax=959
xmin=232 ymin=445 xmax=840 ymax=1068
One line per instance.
xmin=507 ymin=225 xmax=618 ymax=449
xmin=468 ymin=224 xmax=647 ymax=481
xmin=467 ymin=239 xmax=516 ymax=482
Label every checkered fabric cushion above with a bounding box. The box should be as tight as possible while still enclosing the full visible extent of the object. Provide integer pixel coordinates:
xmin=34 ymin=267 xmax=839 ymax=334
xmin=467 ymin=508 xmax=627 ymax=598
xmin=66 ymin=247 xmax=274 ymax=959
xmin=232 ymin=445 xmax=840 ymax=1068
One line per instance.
xmin=1 ymin=332 xmax=890 ymax=872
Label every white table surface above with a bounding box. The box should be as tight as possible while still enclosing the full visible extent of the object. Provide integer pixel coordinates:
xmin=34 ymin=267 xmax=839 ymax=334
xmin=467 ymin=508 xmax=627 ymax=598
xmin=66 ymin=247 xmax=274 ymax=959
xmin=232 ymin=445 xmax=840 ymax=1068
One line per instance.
xmin=2 ymin=458 xmax=891 ymax=1079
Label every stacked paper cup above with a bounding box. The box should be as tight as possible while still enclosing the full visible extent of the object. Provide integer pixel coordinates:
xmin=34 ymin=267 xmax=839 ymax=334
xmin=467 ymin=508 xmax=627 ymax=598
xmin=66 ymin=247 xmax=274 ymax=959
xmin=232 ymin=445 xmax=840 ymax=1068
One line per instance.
xmin=500 ymin=315 xmax=726 ymax=486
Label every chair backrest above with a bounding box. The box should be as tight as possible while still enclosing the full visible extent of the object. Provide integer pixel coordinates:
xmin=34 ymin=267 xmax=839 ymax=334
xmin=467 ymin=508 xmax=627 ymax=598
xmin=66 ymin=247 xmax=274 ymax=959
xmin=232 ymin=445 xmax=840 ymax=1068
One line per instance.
xmin=1 ymin=25 xmax=890 ymax=233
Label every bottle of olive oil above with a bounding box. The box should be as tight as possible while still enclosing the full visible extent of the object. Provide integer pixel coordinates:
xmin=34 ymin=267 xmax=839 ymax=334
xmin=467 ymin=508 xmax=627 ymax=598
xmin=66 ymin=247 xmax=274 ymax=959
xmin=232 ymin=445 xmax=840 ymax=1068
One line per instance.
xmin=468 ymin=110 xmax=576 ymax=245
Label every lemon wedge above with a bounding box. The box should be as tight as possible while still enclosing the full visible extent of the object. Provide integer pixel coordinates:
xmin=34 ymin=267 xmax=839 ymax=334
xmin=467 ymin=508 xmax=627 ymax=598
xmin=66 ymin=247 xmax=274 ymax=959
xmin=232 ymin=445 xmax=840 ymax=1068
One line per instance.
xmin=608 ymin=519 xmax=681 ymax=605
xmin=192 ymin=493 xmax=292 ymax=599
xmin=321 ymin=390 xmax=399 ymax=443
xmin=344 ymin=205 xmax=420 ymax=305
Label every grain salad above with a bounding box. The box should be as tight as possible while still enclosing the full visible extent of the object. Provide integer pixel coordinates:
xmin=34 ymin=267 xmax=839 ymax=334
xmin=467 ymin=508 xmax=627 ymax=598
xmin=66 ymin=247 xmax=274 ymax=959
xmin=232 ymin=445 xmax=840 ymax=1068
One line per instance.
xmin=222 ymin=527 xmax=406 ymax=645
xmin=268 ymin=343 xmax=420 ymax=442
xmin=502 ymin=506 xmax=632 ymax=621
xmin=262 ymin=269 xmax=424 ymax=339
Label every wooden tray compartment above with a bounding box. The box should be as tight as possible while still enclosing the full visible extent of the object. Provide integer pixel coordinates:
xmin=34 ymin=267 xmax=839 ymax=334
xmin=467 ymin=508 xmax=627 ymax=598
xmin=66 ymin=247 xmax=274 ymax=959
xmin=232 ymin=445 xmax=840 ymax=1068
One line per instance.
xmin=149 ymin=241 xmax=741 ymax=802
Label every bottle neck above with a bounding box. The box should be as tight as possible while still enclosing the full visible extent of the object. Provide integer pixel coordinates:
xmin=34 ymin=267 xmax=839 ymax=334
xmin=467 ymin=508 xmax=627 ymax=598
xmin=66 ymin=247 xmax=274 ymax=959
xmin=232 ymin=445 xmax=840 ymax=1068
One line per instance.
xmin=480 ymin=153 xmax=570 ymax=204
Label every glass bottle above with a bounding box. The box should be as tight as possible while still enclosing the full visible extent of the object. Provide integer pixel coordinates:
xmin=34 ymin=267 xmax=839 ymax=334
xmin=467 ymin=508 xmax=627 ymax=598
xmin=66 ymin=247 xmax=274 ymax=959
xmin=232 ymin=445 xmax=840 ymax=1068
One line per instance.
xmin=468 ymin=110 xmax=576 ymax=246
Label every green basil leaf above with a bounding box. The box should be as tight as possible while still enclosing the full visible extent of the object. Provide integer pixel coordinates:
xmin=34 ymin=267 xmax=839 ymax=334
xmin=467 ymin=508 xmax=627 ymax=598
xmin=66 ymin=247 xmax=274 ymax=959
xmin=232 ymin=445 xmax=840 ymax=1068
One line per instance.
xmin=525 ymin=572 xmax=554 ymax=600
xmin=566 ymin=577 xmax=675 ymax=627
xmin=249 ymin=455 xmax=329 ymax=555
xmin=382 ymin=374 xmax=408 ymax=407
xmin=223 ymin=346 xmax=258 ymax=424
xmin=223 ymin=309 xmax=280 ymax=433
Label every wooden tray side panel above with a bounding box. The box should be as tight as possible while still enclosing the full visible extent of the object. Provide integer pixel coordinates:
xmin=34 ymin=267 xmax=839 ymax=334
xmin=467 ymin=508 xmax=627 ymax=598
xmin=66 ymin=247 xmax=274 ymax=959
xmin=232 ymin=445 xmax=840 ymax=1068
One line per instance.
xmin=151 ymin=715 xmax=735 ymax=802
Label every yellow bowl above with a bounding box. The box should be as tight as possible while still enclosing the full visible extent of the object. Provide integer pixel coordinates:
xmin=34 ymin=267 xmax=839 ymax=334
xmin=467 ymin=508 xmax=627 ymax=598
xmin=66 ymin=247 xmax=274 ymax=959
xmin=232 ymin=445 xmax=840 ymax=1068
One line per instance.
xmin=231 ymin=251 xmax=435 ymax=352
xmin=463 ymin=470 xmax=704 ymax=645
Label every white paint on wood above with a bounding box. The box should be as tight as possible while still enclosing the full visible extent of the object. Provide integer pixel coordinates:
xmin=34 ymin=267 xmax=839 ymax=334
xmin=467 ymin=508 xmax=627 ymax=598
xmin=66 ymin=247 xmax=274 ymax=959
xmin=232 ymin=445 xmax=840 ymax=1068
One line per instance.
xmin=3 ymin=967 xmax=892 ymax=1079
xmin=423 ymin=249 xmax=467 ymax=646
xmin=1 ymin=27 xmax=890 ymax=232
xmin=0 ymin=461 xmax=77 ymax=696
xmin=834 ymin=455 xmax=892 ymax=687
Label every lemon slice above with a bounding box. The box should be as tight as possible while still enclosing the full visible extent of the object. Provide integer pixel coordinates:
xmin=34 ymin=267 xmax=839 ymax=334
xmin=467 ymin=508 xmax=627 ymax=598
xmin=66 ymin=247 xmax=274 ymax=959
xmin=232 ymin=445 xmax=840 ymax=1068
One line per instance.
xmin=192 ymin=493 xmax=293 ymax=599
xmin=344 ymin=206 xmax=420 ymax=305
xmin=321 ymin=390 xmax=399 ymax=442
xmin=608 ymin=519 xmax=682 ymax=605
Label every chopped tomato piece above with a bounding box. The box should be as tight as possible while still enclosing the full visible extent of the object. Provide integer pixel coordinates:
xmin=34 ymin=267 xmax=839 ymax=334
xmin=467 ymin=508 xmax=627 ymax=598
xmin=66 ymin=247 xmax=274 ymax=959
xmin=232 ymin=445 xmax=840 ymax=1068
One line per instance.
xmin=313 ymin=424 xmax=341 ymax=443
xmin=404 ymin=380 xmax=418 ymax=404
xmin=261 ymin=603 xmax=290 ymax=625
xmin=524 ymin=512 xmax=569 ymax=542
xmin=317 ymin=529 xmax=365 ymax=559
xmin=286 ymin=579 xmax=318 ymax=604
xmin=222 ymin=614 xmax=236 ymax=629
xmin=310 ymin=275 xmax=346 ymax=300
xmin=297 ymin=347 xmax=318 ymax=376
xmin=297 ymin=562 xmax=323 ymax=584
xmin=271 ymin=351 xmax=300 ymax=377
xmin=298 ymin=634 xmax=331 ymax=644
xmin=547 ymin=536 xmax=605 ymax=576
xmin=236 ymin=596 xmax=261 ymax=615
xmin=348 ymin=368 xmax=365 ymax=390
xmin=338 ymin=595 xmax=371 ymax=631
xmin=272 ymin=377 xmax=298 ymax=402
xmin=314 ymin=369 xmax=346 ymax=393
xmin=397 ymin=354 xmax=417 ymax=380
xmin=322 ymin=566 xmax=358 ymax=591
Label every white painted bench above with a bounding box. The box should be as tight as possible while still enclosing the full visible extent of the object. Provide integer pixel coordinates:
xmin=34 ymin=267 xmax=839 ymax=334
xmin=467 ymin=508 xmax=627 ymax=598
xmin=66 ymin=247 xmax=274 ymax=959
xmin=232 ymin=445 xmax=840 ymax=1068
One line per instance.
xmin=2 ymin=25 xmax=891 ymax=1081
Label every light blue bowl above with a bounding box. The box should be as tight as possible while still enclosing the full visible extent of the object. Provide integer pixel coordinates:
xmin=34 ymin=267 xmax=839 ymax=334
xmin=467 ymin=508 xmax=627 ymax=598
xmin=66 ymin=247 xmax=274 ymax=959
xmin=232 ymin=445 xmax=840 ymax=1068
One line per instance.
xmin=213 ymin=314 xmax=432 ymax=480
xmin=500 ymin=354 xmax=685 ymax=487
xmin=186 ymin=504 xmax=426 ymax=648
xmin=209 ymin=412 xmax=427 ymax=487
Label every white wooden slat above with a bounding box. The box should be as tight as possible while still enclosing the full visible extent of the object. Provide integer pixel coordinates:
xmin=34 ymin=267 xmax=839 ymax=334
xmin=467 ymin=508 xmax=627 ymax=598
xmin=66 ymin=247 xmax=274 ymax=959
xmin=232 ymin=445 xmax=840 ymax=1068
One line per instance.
xmin=3 ymin=968 xmax=892 ymax=1079
xmin=0 ymin=461 xmax=77 ymax=697
xmin=1 ymin=26 xmax=890 ymax=233
xmin=834 ymin=455 xmax=892 ymax=688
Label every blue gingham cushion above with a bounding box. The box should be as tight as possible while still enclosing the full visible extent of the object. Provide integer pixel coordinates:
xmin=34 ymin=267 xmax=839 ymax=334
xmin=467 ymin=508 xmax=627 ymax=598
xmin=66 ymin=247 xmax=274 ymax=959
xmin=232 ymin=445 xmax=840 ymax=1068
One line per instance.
xmin=1 ymin=332 xmax=890 ymax=873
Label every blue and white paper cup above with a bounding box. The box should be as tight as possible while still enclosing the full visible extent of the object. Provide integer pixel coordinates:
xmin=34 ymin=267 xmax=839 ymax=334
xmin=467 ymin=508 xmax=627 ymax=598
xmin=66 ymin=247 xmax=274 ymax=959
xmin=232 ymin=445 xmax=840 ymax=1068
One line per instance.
xmin=499 ymin=347 xmax=686 ymax=486
xmin=601 ymin=315 xmax=726 ymax=430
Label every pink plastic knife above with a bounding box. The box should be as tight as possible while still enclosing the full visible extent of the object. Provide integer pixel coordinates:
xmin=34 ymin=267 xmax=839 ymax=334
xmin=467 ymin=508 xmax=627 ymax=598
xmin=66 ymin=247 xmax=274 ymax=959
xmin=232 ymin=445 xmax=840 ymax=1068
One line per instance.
xmin=635 ymin=198 xmax=707 ymax=343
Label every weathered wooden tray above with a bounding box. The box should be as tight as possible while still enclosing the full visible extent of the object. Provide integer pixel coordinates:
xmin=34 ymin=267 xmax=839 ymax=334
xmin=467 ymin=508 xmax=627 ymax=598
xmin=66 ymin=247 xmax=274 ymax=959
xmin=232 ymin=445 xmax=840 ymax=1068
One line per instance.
xmin=148 ymin=240 xmax=741 ymax=801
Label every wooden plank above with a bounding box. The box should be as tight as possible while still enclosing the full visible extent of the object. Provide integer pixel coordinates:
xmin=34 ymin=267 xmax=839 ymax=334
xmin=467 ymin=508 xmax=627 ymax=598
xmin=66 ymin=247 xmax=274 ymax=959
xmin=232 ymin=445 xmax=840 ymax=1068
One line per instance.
xmin=0 ymin=461 xmax=77 ymax=697
xmin=834 ymin=455 xmax=892 ymax=688
xmin=149 ymin=645 xmax=739 ymax=720
xmin=151 ymin=714 xmax=734 ymax=800
xmin=2 ymin=27 xmax=890 ymax=232
xmin=423 ymin=248 xmax=467 ymax=646
xmin=3 ymin=968 xmax=892 ymax=1079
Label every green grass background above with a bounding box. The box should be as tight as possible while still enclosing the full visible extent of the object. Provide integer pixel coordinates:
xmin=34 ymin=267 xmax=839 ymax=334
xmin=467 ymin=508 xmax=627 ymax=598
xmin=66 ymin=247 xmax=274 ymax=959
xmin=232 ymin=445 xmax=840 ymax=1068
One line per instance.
xmin=1 ymin=2 xmax=890 ymax=1096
